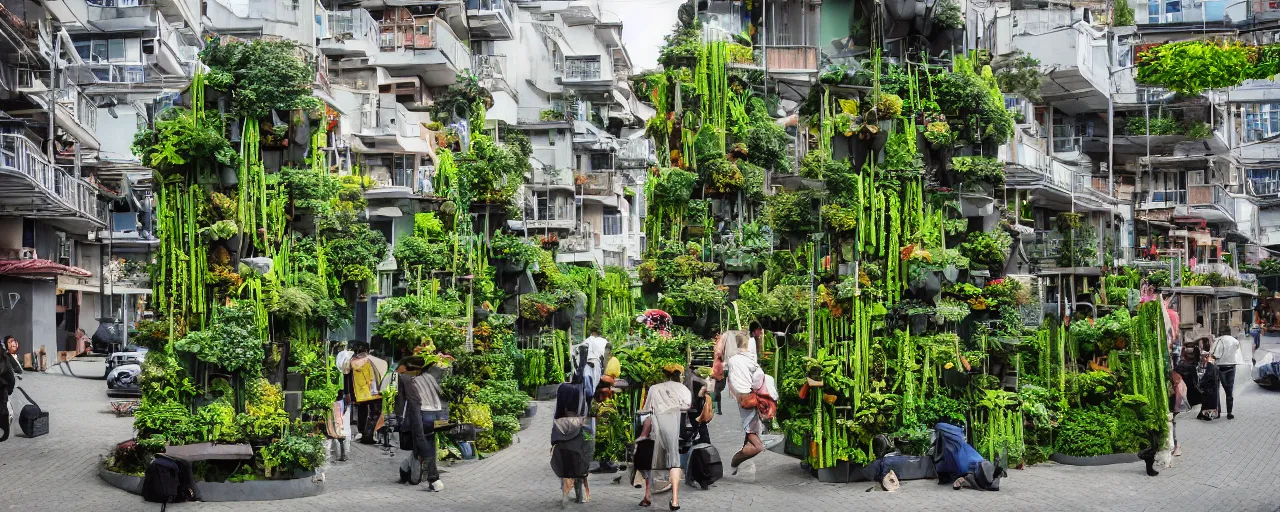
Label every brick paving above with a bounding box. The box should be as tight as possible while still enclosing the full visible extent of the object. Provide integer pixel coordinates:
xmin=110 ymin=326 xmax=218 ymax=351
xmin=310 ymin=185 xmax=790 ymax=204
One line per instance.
xmin=3 ymin=340 xmax=1280 ymax=512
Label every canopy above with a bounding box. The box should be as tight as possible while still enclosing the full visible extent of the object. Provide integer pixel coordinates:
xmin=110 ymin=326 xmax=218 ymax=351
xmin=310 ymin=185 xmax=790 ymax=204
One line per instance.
xmin=0 ymin=259 xmax=92 ymax=278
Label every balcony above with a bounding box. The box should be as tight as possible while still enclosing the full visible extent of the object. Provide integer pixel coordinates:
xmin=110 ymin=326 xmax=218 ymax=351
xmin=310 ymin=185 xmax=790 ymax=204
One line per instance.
xmin=557 ymin=56 xmax=612 ymax=90
xmin=1188 ymin=184 xmax=1237 ymax=225
xmin=376 ymin=102 xmax=421 ymax=139
xmin=1002 ymin=135 xmax=1112 ymax=212
xmin=84 ymin=0 xmax=156 ymax=32
xmin=372 ymin=16 xmax=471 ymax=87
xmin=204 ymin=0 xmax=308 ymax=41
xmin=525 ymin=203 xmax=575 ymax=230
xmin=1012 ymin=21 xmax=1110 ymax=115
xmin=322 ymin=9 xmax=378 ymax=58
xmin=616 ymin=138 xmax=650 ymax=169
xmin=764 ymin=46 xmax=818 ymax=74
xmin=579 ymin=172 xmax=615 ymax=196
xmin=1021 ymin=230 xmax=1062 ymax=267
xmin=465 ymin=0 xmax=514 ymax=40
xmin=0 ymin=134 xmax=106 ymax=230
xmin=44 ymin=86 xmax=100 ymax=150
xmin=1250 ymin=178 xmax=1280 ymax=198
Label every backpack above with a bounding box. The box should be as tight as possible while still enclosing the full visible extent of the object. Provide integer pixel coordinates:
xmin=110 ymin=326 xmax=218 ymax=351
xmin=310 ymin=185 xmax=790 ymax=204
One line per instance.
xmin=142 ymin=455 xmax=196 ymax=508
xmin=685 ymin=443 xmax=723 ymax=489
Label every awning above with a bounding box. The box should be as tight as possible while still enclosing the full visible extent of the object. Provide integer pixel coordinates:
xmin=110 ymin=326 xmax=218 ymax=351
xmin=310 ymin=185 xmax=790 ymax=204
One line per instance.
xmin=0 ymin=259 xmax=92 ymax=278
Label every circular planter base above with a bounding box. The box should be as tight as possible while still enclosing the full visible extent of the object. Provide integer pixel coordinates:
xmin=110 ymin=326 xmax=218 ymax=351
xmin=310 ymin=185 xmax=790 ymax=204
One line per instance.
xmin=100 ymin=466 xmax=325 ymax=502
xmin=1048 ymin=452 xmax=1139 ymax=466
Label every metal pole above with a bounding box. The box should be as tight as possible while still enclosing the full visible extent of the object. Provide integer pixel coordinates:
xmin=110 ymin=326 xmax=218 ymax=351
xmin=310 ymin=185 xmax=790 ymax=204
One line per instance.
xmin=47 ymin=34 xmax=60 ymax=161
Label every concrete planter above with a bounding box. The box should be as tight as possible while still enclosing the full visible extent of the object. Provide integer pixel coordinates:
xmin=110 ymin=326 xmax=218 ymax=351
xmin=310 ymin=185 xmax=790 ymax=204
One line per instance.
xmin=1049 ymin=452 xmax=1139 ymax=466
xmin=100 ymin=466 xmax=324 ymax=501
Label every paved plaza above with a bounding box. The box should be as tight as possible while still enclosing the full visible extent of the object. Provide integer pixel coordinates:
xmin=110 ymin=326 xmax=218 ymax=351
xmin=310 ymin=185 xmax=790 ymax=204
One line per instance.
xmin=4 ymin=339 xmax=1280 ymax=512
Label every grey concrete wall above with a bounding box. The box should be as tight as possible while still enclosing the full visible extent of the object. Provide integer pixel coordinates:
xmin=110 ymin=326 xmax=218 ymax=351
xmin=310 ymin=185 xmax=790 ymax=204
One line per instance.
xmin=0 ymin=278 xmax=56 ymax=357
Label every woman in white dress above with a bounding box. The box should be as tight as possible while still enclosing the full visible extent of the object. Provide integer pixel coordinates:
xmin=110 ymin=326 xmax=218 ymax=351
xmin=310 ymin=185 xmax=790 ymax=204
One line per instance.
xmin=638 ymin=364 xmax=691 ymax=510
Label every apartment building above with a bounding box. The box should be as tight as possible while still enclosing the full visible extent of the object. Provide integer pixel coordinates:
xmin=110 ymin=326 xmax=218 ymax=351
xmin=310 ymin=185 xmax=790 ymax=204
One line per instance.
xmin=488 ymin=1 xmax=648 ymax=268
xmin=0 ymin=0 xmax=116 ymax=359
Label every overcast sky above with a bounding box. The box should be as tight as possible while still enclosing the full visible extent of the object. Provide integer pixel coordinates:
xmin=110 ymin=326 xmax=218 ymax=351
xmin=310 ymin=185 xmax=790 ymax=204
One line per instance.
xmin=605 ymin=0 xmax=683 ymax=72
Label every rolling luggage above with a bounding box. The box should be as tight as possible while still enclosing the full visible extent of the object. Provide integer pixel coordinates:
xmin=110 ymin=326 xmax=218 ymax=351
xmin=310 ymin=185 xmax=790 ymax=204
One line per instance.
xmin=685 ymin=443 xmax=722 ymax=489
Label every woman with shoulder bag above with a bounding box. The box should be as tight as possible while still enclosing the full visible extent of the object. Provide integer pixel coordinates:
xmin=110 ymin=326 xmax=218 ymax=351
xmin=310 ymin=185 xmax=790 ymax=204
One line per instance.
xmin=726 ymin=333 xmax=767 ymax=475
xmin=637 ymin=364 xmax=692 ymax=510
xmin=395 ymin=355 xmax=450 ymax=491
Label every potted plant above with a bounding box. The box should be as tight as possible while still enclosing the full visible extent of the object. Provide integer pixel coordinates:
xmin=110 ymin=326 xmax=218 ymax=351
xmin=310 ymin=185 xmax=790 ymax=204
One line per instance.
xmin=540 ymin=233 xmax=560 ymax=250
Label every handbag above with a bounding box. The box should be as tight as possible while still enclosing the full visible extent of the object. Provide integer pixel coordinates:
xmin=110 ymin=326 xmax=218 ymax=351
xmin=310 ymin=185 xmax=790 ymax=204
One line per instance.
xmin=422 ymin=405 xmax=450 ymax=428
xmin=697 ymin=394 xmax=714 ymax=424
xmin=736 ymin=391 xmax=759 ymax=409
xmin=754 ymin=389 xmax=777 ymax=420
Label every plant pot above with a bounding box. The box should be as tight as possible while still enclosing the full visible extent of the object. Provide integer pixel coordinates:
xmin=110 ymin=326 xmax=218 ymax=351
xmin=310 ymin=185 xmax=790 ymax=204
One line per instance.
xmin=909 ymin=314 xmax=930 ymax=334
xmin=684 ymin=225 xmax=707 ymax=238
xmin=870 ymin=129 xmax=890 ymax=153
xmin=497 ymin=260 xmax=526 ymax=275
xmin=816 ymin=460 xmax=851 ymax=483
xmin=942 ymin=264 xmax=960 ymax=283
xmin=459 ymin=441 xmax=477 ymax=460
xmin=942 ymin=368 xmax=969 ymax=388
xmin=473 ymin=307 xmax=491 ymax=322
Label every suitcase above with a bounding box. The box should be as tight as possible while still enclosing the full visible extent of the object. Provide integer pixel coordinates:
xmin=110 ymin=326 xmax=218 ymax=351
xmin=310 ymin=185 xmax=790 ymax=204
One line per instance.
xmin=14 ymin=387 xmax=47 ymax=438
xmin=685 ymin=443 xmax=722 ymax=489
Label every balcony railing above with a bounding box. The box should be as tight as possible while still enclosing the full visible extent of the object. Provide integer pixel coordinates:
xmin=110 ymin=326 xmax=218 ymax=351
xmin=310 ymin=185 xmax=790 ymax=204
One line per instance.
xmin=473 ymin=53 xmax=506 ymax=80
xmin=1021 ymin=230 xmax=1063 ymax=264
xmin=0 ymin=134 xmax=104 ymax=223
xmin=466 ymin=0 xmax=514 ymax=21
xmin=329 ymin=9 xmax=378 ymax=47
xmin=563 ymin=56 xmax=602 ymax=81
xmin=89 ymin=63 xmax=145 ymax=83
xmin=56 ymin=86 xmax=97 ymax=132
xmin=616 ymin=139 xmax=650 ymax=168
xmin=1003 ymin=138 xmax=1072 ymax=191
xmin=1252 ymin=178 xmax=1280 ymax=196
xmin=764 ymin=46 xmax=818 ymax=72
xmin=580 ymin=172 xmax=613 ymax=195
xmin=377 ymin=102 xmax=420 ymax=138
xmin=1189 ymin=184 xmax=1236 ymax=218
xmin=87 ymin=0 xmax=153 ymax=6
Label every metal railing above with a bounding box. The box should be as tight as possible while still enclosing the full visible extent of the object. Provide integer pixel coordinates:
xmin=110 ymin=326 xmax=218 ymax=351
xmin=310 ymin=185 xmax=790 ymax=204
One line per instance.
xmin=616 ymin=138 xmax=650 ymax=168
xmin=563 ymin=56 xmax=602 ymax=81
xmin=1188 ymin=184 xmax=1236 ymax=218
xmin=1251 ymin=178 xmax=1280 ymax=196
xmin=580 ymin=172 xmax=613 ymax=195
xmin=1004 ymin=138 xmax=1072 ymax=191
xmin=1021 ymin=231 xmax=1063 ymax=264
xmin=87 ymin=0 xmax=153 ymax=6
xmin=0 ymin=134 xmax=103 ymax=223
xmin=329 ymin=9 xmax=378 ymax=46
xmin=56 ymin=86 xmax=97 ymax=132
xmin=88 ymin=63 xmax=145 ymax=83
xmin=378 ymin=17 xmax=471 ymax=69
xmin=466 ymin=0 xmax=514 ymax=22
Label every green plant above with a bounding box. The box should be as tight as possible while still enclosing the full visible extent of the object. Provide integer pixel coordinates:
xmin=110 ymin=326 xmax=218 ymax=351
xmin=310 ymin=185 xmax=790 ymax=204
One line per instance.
xmin=951 ymin=156 xmax=1005 ymax=187
xmin=1056 ymin=408 xmax=1116 ymax=456
xmin=132 ymin=107 xmax=235 ymax=176
xmin=876 ymin=93 xmax=904 ymax=118
xmin=260 ymin=430 xmax=326 ymax=476
xmin=1126 ymin=115 xmax=1182 ymax=136
xmin=1113 ymin=0 xmax=1135 ymax=25
xmin=960 ymin=230 xmax=1011 ymax=268
xmin=765 ymin=189 xmax=826 ymax=235
xmin=173 ymin=301 xmax=265 ymax=375
xmin=1185 ymin=122 xmax=1212 ymax=139
xmin=1136 ymin=41 xmax=1280 ymax=95
xmin=395 ymin=236 xmax=451 ymax=273
xmin=933 ymin=0 xmax=964 ymax=29
xmin=201 ymin=37 xmax=321 ymax=118
xmin=993 ymin=52 xmax=1043 ymax=103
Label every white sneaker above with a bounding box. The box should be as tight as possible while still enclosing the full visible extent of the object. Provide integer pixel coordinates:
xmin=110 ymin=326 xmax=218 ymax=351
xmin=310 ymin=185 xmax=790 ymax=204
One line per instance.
xmin=429 ymin=480 xmax=444 ymax=492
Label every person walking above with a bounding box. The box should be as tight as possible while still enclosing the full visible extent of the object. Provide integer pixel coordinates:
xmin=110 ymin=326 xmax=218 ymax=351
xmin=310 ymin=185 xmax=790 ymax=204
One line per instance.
xmin=726 ymin=333 xmax=765 ymax=475
xmin=574 ymin=329 xmax=610 ymax=399
xmin=395 ymin=355 xmax=447 ymax=491
xmin=346 ymin=342 xmax=388 ymax=444
xmin=0 ymin=336 xmax=21 ymax=442
xmin=1211 ymin=326 xmax=1242 ymax=420
xmin=638 ymin=364 xmax=691 ymax=510
xmin=1194 ymin=336 xmax=1220 ymax=421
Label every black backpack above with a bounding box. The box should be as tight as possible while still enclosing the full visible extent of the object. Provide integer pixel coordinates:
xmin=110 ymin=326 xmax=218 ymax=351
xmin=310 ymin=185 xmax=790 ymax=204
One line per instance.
xmin=142 ymin=455 xmax=196 ymax=508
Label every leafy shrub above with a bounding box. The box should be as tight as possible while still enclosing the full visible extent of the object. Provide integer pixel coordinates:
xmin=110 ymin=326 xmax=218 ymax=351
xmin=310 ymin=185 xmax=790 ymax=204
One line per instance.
xmin=173 ymin=301 xmax=264 ymax=375
xmin=1056 ymin=408 xmax=1116 ymax=456
xmin=201 ymin=37 xmax=321 ymax=118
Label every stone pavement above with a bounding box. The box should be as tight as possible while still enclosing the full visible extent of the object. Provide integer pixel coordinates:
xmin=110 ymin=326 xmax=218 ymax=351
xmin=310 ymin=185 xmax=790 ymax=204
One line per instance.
xmin=3 ymin=340 xmax=1280 ymax=512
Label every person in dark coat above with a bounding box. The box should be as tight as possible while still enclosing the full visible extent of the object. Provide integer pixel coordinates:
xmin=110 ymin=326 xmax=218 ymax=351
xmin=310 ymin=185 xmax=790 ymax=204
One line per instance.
xmin=1 ymin=336 xmax=22 ymax=442
xmin=1195 ymin=336 xmax=1220 ymax=421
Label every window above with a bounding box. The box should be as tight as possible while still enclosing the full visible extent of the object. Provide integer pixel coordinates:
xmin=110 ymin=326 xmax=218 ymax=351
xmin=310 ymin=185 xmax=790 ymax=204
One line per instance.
xmin=547 ymin=129 xmax=556 ymax=146
xmin=391 ymin=154 xmax=415 ymax=187
xmin=1149 ymin=171 xmax=1187 ymax=204
xmin=108 ymin=39 xmax=126 ymax=61
xmin=74 ymin=41 xmax=90 ymax=60
xmin=589 ymin=152 xmax=611 ymax=171
xmin=602 ymin=212 xmax=622 ymax=235
xmin=91 ymin=40 xmax=108 ymax=61
xmin=535 ymin=191 xmax=551 ymax=219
